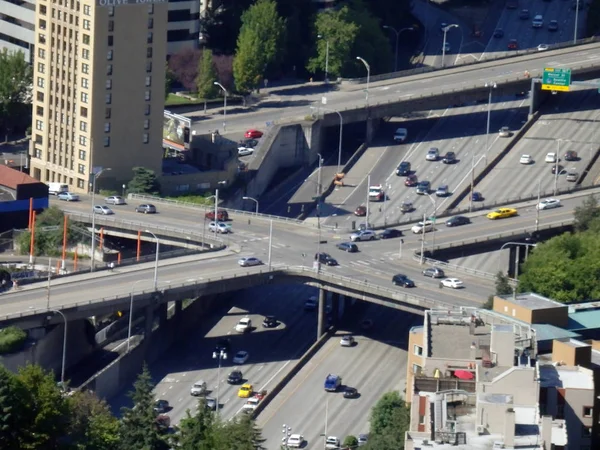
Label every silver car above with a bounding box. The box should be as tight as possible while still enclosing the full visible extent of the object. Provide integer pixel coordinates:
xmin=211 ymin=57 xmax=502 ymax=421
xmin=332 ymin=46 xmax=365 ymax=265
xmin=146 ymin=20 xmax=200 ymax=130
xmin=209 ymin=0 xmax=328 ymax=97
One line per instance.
xmin=350 ymin=230 xmax=376 ymax=242
xmin=104 ymin=195 xmax=126 ymax=205
xmin=135 ymin=204 xmax=156 ymax=214
xmin=93 ymin=205 xmax=113 ymax=215
xmin=426 ymin=148 xmax=439 ymax=161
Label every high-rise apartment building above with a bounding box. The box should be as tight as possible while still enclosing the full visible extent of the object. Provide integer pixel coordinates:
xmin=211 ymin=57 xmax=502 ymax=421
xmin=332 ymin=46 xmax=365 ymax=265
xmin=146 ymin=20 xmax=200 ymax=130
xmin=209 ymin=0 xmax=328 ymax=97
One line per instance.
xmin=0 ymin=0 xmax=36 ymax=63
xmin=29 ymin=0 xmax=167 ymax=192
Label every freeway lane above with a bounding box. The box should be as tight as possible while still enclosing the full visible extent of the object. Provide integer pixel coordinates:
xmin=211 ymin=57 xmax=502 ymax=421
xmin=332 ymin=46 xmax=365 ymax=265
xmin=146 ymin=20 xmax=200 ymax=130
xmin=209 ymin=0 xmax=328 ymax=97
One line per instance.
xmin=257 ymin=303 xmax=421 ymax=449
xmin=109 ymin=285 xmax=319 ymax=425
xmin=458 ymin=88 xmax=600 ymax=208
xmin=189 ymin=42 xmax=600 ymax=136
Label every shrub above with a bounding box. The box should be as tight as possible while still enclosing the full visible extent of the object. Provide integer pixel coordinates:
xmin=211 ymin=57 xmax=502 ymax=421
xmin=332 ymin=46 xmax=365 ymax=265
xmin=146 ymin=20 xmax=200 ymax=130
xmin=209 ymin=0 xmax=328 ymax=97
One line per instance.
xmin=0 ymin=326 xmax=27 ymax=354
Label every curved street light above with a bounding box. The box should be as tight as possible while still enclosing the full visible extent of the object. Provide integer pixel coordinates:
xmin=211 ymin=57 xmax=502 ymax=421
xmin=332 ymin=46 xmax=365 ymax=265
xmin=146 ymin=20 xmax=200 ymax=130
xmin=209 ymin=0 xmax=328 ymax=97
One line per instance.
xmin=383 ymin=26 xmax=414 ymax=72
xmin=242 ymin=196 xmax=259 ymax=214
xmin=317 ymin=35 xmax=330 ymax=82
xmin=90 ymin=167 xmax=111 ymax=272
xmin=214 ymin=82 xmax=227 ymax=131
xmin=356 ymin=57 xmax=370 ymax=107
xmin=442 ymin=24 xmax=459 ymax=68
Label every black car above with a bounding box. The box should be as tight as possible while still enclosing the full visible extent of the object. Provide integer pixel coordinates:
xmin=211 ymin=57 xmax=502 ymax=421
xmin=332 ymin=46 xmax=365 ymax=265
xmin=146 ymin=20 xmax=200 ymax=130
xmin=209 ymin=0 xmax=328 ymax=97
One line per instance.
xmin=396 ymin=161 xmax=411 ymax=176
xmin=416 ymin=181 xmax=431 ymax=195
xmin=392 ymin=274 xmax=415 ymax=288
xmin=446 ymin=216 xmax=471 ymax=227
xmin=379 ymin=229 xmax=402 ymax=239
xmin=343 ymin=387 xmax=359 ymax=399
xmin=493 ymin=28 xmax=504 ymax=38
xmin=400 ymin=202 xmax=414 ymax=213
xmin=262 ymin=315 xmax=278 ymax=328
xmin=551 ymin=164 xmax=564 ymax=175
xmin=519 ymin=9 xmax=530 ymax=19
xmin=215 ymin=338 xmax=231 ymax=354
xmin=227 ymin=370 xmax=243 ymax=384
xmin=564 ymin=151 xmax=578 ymax=161
xmin=336 ymin=242 xmax=358 ymax=253
xmin=442 ymin=152 xmax=457 ymax=164
xmin=315 ymin=252 xmax=338 ymax=266
xmin=471 ymin=192 xmax=483 ymax=202
xmin=548 ymin=20 xmax=559 ymax=31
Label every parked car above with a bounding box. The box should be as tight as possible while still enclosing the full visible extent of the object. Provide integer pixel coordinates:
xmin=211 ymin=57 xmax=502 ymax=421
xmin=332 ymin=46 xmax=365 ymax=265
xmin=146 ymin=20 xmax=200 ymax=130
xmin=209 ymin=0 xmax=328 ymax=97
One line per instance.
xmin=379 ymin=229 xmax=402 ymax=239
xmin=93 ymin=205 xmax=114 ymax=215
xmin=104 ymin=196 xmax=126 ymax=205
xmin=435 ymin=185 xmax=449 ymax=197
xmin=405 ymin=174 xmax=418 ymax=187
xmin=392 ymin=273 xmax=415 ymax=288
xmin=442 ymin=152 xmax=456 ymax=164
xmin=262 ymin=315 xmax=278 ymax=328
xmin=244 ymin=129 xmax=263 ymax=139
xmin=135 ymin=204 xmax=156 ymax=214
xmin=396 ymin=161 xmax=411 ymax=175
xmin=426 ymin=148 xmax=440 ymax=161
xmin=57 ymin=192 xmax=79 ymax=201
xmin=205 ymin=209 xmax=229 ymax=221
xmin=446 ymin=216 xmax=470 ymax=227
xmin=237 ymin=147 xmax=254 ymax=157
xmin=336 ymin=242 xmax=358 ymax=252
xmin=423 ymin=267 xmax=445 ymax=278
xmin=235 ymin=318 xmax=252 ymax=333
xmin=238 ymin=257 xmax=262 ymax=267
xmin=354 ymin=205 xmax=367 ymax=216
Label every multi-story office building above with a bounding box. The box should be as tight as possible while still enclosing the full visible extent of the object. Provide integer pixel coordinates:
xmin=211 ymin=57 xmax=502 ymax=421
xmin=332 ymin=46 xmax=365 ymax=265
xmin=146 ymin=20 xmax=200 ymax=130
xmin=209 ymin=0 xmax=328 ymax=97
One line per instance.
xmin=29 ymin=0 xmax=167 ymax=192
xmin=0 ymin=0 xmax=36 ymax=63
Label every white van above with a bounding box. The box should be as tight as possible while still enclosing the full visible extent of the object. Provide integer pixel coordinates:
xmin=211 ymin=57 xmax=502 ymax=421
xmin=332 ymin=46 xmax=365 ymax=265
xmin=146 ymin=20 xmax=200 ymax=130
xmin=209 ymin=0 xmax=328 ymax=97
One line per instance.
xmin=532 ymin=15 xmax=543 ymax=28
xmin=47 ymin=183 xmax=69 ymax=195
xmin=393 ymin=128 xmax=408 ymax=143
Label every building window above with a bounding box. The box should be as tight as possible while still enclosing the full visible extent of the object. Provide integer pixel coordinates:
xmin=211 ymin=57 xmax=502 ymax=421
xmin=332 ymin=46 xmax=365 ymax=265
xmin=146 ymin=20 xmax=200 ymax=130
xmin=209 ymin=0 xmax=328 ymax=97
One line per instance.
xmin=80 ymin=92 xmax=88 ymax=103
xmin=39 ymin=34 xmax=46 ymax=44
xmin=79 ymin=121 xmax=87 ymax=132
xmin=146 ymin=47 xmax=152 ymax=58
xmin=148 ymin=18 xmax=153 ymax=28
xmin=105 ymin=93 xmax=112 ymax=104
xmin=583 ymin=406 xmax=593 ymax=418
xmin=103 ymin=137 xmax=110 ymax=147
xmin=36 ymin=106 xmax=44 ymax=116
xmin=108 ymin=20 xmax=114 ymax=32
xmin=82 ymin=63 xmax=89 ymax=74
xmin=36 ymin=120 xmax=44 ymax=131
xmin=81 ymin=78 xmax=88 ymax=88
xmin=37 ymin=62 xmax=45 ymax=74
xmin=106 ymin=79 xmax=112 ymax=90
xmin=80 ymin=106 xmax=88 ymax=118
xmin=144 ymin=104 xmax=150 ymax=115
xmin=145 ymin=76 xmax=151 ymax=87
xmin=108 ymin=35 xmax=113 ymax=47
xmin=105 ymin=108 xmax=111 ymax=119
xmin=79 ymin=135 xmax=87 ymax=146
xmin=148 ymin=4 xmax=154 ymax=14
xmin=82 ymin=48 xmax=89 ymax=59
xmin=107 ymin=50 xmax=113 ymax=61
xmin=78 ymin=164 xmax=85 ymax=174
xmin=144 ymin=91 xmax=151 ymax=101
xmin=414 ymin=345 xmax=423 ymax=356
xmin=34 ymin=148 xmax=42 ymax=159
xmin=83 ymin=4 xmax=90 ymax=15
xmin=104 ymin=122 xmax=111 ymax=132
xmin=412 ymin=364 xmax=422 ymax=375
xmin=143 ymin=133 xmax=149 ymax=143
xmin=83 ymin=34 xmax=90 ymax=45
xmin=147 ymin=32 xmax=153 ymax=44
xmin=40 ymin=4 xmax=47 ymax=15
xmin=77 ymin=178 xmax=85 ymax=189
xmin=143 ymin=119 xmax=150 ymax=129
xmin=38 ymin=48 xmax=45 ymax=59
xmin=108 ymin=6 xmax=114 ymax=16
xmin=79 ymin=149 xmax=86 ymax=160
xmin=36 ymin=91 xmax=44 ymax=102
xmin=146 ymin=61 xmax=152 ymax=73
xmin=37 ymin=77 xmax=45 ymax=88
xmin=83 ymin=19 xmax=90 ymax=30
xmin=39 ymin=19 xmax=47 ymax=30
xmin=107 ymin=65 xmax=112 ymax=75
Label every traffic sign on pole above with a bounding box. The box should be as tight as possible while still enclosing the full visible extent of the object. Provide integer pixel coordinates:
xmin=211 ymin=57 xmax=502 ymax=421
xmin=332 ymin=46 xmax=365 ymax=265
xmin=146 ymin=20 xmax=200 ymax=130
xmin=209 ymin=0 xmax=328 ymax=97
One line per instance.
xmin=541 ymin=67 xmax=571 ymax=92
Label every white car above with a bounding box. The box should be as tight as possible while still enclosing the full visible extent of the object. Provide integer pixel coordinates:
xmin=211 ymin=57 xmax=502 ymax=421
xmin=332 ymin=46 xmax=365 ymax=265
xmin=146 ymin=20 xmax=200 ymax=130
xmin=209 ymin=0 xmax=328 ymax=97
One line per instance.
xmin=411 ymin=221 xmax=434 ymax=234
xmin=519 ymin=154 xmax=532 ymax=165
xmin=441 ymin=278 xmax=464 ymax=289
xmin=350 ymin=230 xmax=376 ymax=242
xmin=537 ymin=43 xmax=549 ymax=51
xmin=93 ymin=205 xmax=114 ymax=215
xmin=537 ymin=198 xmax=561 ymax=210
xmin=340 ymin=335 xmax=355 ymax=347
xmin=209 ymin=222 xmax=230 ymax=233
xmin=238 ymin=147 xmax=254 ymax=156
xmin=393 ymin=128 xmax=407 ymax=142
xmin=232 ymin=350 xmax=249 ymax=364
xmin=499 ymin=127 xmax=511 ymax=137
xmin=190 ymin=380 xmax=207 ymax=396
xmin=104 ymin=195 xmax=126 ymax=205
xmin=545 ymin=152 xmax=557 ymax=163
xmin=426 ymin=148 xmax=439 ymax=161
xmin=287 ymin=434 xmax=305 ymax=448
xmin=325 ymin=436 xmax=340 ymax=449
xmin=238 ymin=257 xmax=262 ymax=267
xmin=235 ymin=317 xmax=252 ymax=333
xmin=532 ymin=14 xmax=543 ymax=28
xmin=57 ymin=192 xmax=80 ymax=201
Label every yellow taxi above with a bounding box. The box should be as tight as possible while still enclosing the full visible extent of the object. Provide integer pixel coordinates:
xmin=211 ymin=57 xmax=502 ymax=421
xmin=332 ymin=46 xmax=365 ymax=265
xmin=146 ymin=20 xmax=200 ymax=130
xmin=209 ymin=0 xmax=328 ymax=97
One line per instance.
xmin=238 ymin=383 xmax=253 ymax=398
xmin=486 ymin=208 xmax=518 ymax=220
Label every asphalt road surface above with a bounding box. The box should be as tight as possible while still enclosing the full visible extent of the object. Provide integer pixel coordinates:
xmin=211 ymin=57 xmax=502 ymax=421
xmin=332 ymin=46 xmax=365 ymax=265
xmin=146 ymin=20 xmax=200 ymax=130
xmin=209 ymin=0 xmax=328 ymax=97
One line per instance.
xmin=109 ymin=284 xmax=320 ymax=423
xmin=257 ymin=302 xmax=422 ymax=449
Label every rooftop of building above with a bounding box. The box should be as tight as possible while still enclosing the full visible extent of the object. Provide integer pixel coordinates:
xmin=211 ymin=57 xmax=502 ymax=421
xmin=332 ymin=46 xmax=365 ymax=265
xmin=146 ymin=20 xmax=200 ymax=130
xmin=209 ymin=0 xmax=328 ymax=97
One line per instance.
xmin=0 ymin=165 xmax=39 ymax=190
xmin=498 ymin=292 xmax=565 ymax=311
xmin=532 ymin=323 xmax=581 ymax=342
xmin=568 ymin=308 xmax=600 ymax=330
xmin=539 ymin=364 xmax=594 ymax=390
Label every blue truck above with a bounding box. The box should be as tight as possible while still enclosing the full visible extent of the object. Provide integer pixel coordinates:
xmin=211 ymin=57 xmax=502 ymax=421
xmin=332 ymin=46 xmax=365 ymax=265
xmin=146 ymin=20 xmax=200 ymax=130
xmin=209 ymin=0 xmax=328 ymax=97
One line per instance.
xmin=324 ymin=374 xmax=342 ymax=392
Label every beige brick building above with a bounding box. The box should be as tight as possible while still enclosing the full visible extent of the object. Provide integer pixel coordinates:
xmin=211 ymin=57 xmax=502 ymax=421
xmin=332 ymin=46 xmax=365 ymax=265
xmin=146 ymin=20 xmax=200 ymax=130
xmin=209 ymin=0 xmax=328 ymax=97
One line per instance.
xmin=29 ymin=0 xmax=167 ymax=192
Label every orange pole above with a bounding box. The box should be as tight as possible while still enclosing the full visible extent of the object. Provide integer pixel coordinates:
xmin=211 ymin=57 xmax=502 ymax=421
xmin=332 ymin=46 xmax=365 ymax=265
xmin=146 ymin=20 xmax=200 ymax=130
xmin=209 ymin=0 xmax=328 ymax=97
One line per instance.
xmin=137 ymin=230 xmax=141 ymax=261
xmin=117 ymin=252 xmax=121 ymax=265
xmin=56 ymin=260 xmax=60 ymax=273
xmin=29 ymin=211 xmax=36 ymax=258
xmin=28 ymin=197 xmax=33 ymax=230
xmin=99 ymin=227 xmax=104 ymax=250
xmin=74 ymin=249 xmax=78 ymax=271
xmin=61 ymin=215 xmax=68 ymax=264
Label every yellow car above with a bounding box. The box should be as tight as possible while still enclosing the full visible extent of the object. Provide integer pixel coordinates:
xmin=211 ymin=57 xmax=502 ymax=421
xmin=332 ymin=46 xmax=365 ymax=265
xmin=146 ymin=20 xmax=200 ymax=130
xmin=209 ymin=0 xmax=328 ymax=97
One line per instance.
xmin=238 ymin=383 xmax=253 ymax=398
xmin=487 ymin=208 xmax=518 ymax=220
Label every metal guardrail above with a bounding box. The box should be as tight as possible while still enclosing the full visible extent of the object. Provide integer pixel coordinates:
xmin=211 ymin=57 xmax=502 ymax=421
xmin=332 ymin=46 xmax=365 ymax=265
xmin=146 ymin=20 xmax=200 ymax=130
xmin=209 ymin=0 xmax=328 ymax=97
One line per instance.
xmin=0 ymin=265 xmax=457 ymax=322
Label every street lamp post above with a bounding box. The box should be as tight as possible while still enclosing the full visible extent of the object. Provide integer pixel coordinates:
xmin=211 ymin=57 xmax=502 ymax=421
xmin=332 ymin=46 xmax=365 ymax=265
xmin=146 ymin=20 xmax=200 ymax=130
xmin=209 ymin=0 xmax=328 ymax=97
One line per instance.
xmin=213 ymin=82 xmax=228 ymax=131
xmin=49 ymin=310 xmax=67 ymax=385
xmin=535 ymin=178 xmax=541 ymax=232
xmin=365 ymin=174 xmax=371 ymax=228
xmin=383 ymin=26 xmax=414 ymax=72
xmin=356 ymin=57 xmax=370 ymax=107
xmin=484 ymin=82 xmax=497 ymax=165
xmin=122 ymin=184 xmax=126 ymax=197
xmin=574 ymin=0 xmax=580 ymax=44
xmin=554 ymin=140 xmax=564 ymax=195
xmin=127 ymin=279 xmax=170 ymax=352
xmin=212 ymin=349 xmax=227 ymax=415
xmin=90 ymin=167 xmax=111 ymax=272
xmin=144 ymin=230 xmax=160 ymax=290
xmin=311 ymin=106 xmax=343 ymax=172
xmin=469 ymin=153 xmax=484 ymax=213
xmin=317 ymin=35 xmax=330 ymax=82
xmin=442 ymin=24 xmax=459 ymax=68
xmin=426 ymin=194 xmax=437 ymax=255
xmin=242 ymin=196 xmax=259 ymax=214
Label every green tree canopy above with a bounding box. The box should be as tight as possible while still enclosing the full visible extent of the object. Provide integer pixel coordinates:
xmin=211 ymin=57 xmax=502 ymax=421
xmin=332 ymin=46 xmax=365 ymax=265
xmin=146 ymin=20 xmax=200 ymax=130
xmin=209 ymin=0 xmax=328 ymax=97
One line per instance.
xmin=196 ymin=49 xmax=219 ymax=99
xmin=573 ymin=194 xmax=600 ymax=232
xmin=127 ymin=167 xmax=160 ymax=195
xmin=0 ymin=365 xmax=24 ymax=448
xmin=165 ymin=62 xmax=175 ymax=100
xmin=495 ymin=271 xmax=514 ymax=296
xmin=177 ymin=398 xmax=217 ymax=450
xmin=233 ymin=0 xmax=286 ymax=93
xmin=366 ymin=391 xmax=410 ymax=449
xmin=0 ymin=48 xmax=32 ymax=135
xmin=67 ymin=390 xmax=120 ymax=450
xmin=343 ymin=435 xmax=359 ymax=447
xmin=16 ymin=206 xmax=81 ymax=256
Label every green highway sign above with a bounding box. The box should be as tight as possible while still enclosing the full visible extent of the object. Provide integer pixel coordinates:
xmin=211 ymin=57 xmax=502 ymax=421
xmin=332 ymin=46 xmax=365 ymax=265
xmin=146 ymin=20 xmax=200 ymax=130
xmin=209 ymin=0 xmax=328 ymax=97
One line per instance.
xmin=542 ymin=67 xmax=571 ymax=92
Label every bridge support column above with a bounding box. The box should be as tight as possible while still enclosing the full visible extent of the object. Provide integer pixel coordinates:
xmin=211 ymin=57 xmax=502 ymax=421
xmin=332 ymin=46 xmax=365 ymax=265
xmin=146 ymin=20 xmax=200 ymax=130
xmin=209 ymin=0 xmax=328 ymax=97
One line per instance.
xmin=144 ymin=305 xmax=154 ymax=337
xmin=317 ymin=288 xmax=326 ymax=339
xmin=365 ymin=117 xmax=381 ymax=144
xmin=157 ymin=303 xmax=168 ymax=327
xmin=331 ymin=293 xmax=340 ymax=326
xmin=174 ymin=299 xmax=183 ymax=316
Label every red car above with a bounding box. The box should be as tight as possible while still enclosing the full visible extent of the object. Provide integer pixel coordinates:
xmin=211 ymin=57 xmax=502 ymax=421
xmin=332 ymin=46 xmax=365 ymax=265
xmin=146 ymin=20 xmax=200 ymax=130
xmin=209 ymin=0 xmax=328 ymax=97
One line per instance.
xmin=405 ymin=174 xmax=418 ymax=187
xmin=354 ymin=206 xmax=367 ymax=216
xmin=244 ymin=129 xmax=263 ymax=139
xmin=508 ymin=39 xmax=518 ymax=50
xmin=205 ymin=209 xmax=229 ymax=221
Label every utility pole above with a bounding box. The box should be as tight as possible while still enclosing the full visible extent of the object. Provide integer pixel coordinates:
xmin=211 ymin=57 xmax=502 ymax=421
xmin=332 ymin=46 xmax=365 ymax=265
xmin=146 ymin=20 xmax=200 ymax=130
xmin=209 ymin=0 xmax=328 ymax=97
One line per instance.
xmin=535 ymin=179 xmax=541 ymax=231
xmin=420 ymin=213 xmax=426 ymax=265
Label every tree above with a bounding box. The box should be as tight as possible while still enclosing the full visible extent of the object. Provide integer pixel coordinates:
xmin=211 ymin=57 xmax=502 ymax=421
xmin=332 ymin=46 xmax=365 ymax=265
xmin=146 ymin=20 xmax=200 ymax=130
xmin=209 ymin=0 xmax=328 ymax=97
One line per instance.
xmin=67 ymin=390 xmax=120 ymax=450
xmin=0 ymin=366 xmax=23 ymax=448
xmin=119 ymin=364 xmax=168 ymax=450
xmin=168 ymin=48 xmax=202 ymax=91
xmin=573 ymin=194 xmax=600 ymax=231
xmin=212 ymin=413 xmax=265 ymax=450
xmin=0 ymin=48 xmax=33 ymax=136
xmin=196 ymin=49 xmax=219 ymax=99
xmin=213 ymin=55 xmax=234 ymax=90
xmin=127 ymin=167 xmax=160 ymax=195
xmin=233 ymin=0 xmax=286 ymax=94
xmin=307 ymin=6 xmax=359 ymax=78
xmin=495 ymin=271 xmax=514 ymax=296
xmin=15 ymin=364 xmax=70 ymax=449
xmin=276 ymin=0 xmax=316 ymax=78
xmin=16 ymin=206 xmax=80 ymax=256
xmin=366 ymin=391 xmax=410 ymax=450
xmin=343 ymin=435 xmax=359 ymax=448
xmin=177 ymin=398 xmax=216 ymax=450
